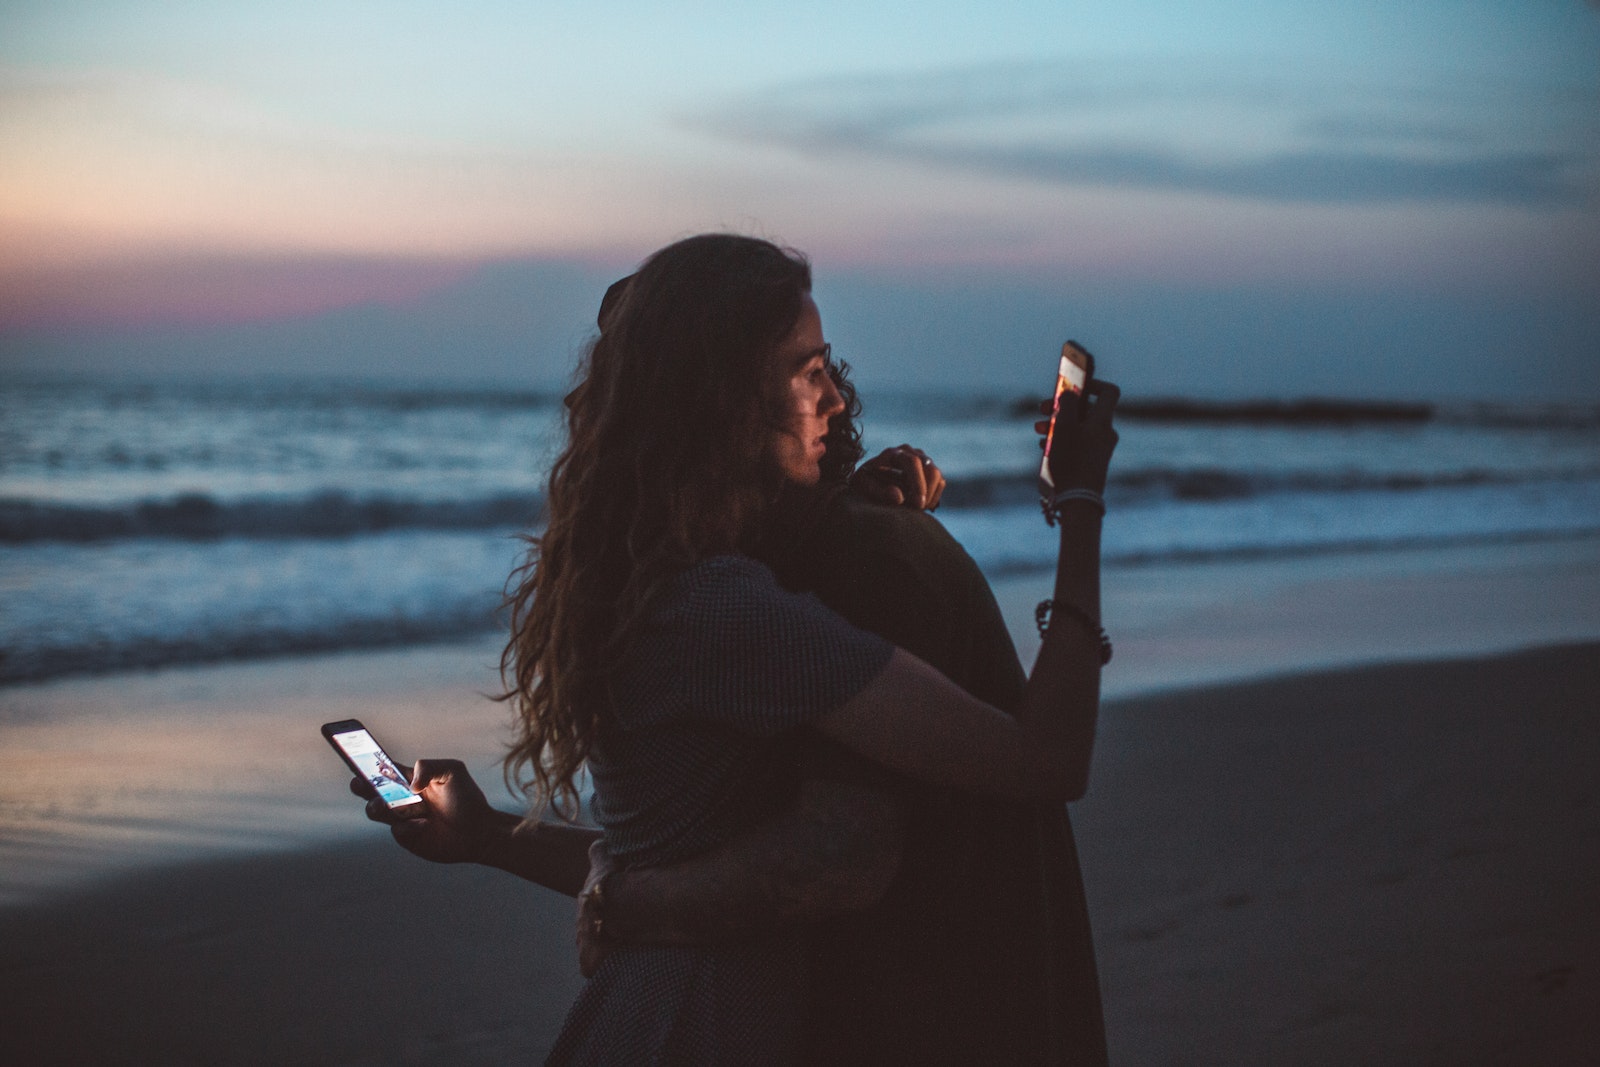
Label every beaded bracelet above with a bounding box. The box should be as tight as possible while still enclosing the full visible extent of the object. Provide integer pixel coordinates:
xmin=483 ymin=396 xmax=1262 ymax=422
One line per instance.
xmin=1041 ymin=488 xmax=1106 ymax=526
xmin=1035 ymin=598 xmax=1113 ymax=664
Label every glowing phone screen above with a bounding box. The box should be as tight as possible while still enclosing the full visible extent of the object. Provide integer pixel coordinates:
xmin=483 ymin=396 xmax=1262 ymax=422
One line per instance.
xmin=331 ymin=728 xmax=421 ymax=809
xmin=1039 ymin=351 xmax=1089 ymax=491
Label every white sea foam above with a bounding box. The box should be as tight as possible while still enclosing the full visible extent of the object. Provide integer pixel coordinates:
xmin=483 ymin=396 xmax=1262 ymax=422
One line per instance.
xmin=4 ymin=378 xmax=1597 ymax=682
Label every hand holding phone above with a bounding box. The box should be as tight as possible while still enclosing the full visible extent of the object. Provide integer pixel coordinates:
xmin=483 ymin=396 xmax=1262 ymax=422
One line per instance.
xmin=322 ymin=719 xmax=425 ymax=816
xmin=334 ymin=740 xmax=506 ymax=865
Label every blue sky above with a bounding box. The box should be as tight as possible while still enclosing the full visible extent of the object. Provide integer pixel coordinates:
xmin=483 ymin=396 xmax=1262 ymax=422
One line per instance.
xmin=1 ymin=0 xmax=1597 ymax=398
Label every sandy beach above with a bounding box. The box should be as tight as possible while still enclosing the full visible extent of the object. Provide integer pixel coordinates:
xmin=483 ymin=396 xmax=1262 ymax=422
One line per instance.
xmin=3 ymin=541 xmax=1599 ymax=1064
xmin=2 ymin=640 xmax=1596 ymax=1064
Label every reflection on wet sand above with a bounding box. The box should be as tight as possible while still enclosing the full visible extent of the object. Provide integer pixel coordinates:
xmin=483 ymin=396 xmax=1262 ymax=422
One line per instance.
xmin=0 ymin=639 xmax=512 ymax=906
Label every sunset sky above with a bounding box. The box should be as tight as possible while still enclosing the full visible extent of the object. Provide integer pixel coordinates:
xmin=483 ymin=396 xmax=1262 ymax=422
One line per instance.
xmin=2 ymin=0 xmax=1597 ymax=398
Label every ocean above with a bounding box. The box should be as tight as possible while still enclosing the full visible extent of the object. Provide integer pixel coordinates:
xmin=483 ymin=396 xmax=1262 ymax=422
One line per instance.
xmin=4 ymin=376 xmax=1599 ymax=686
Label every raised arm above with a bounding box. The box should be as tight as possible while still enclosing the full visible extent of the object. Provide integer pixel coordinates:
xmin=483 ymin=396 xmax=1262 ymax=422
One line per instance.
xmin=815 ymin=380 xmax=1118 ymax=802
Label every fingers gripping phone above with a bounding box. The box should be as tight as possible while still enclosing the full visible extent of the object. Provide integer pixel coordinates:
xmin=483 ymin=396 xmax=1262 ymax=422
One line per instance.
xmin=322 ymin=719 xmax=424 ymax=814
xmin=1038 ymin=340 xmax=1096 ymax=504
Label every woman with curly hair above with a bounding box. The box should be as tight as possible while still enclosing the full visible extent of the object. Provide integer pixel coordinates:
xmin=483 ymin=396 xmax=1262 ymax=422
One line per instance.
xmin=484 ymin=233 xmax=1118 ymax=1064
xmin=354 ymin=232 xmax=1117 ymax=1064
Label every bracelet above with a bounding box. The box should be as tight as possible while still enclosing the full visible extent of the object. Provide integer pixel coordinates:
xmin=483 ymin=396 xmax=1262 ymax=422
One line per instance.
xmin=1035 ymin=598 xmax=1113 ymax=665
xmin=1041 ymin=488 xmax=1105 ymax=526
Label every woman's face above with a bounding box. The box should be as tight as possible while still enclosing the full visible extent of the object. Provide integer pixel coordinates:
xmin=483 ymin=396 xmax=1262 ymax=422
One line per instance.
xmin=765 ymin=294 xmax=845 ymax=487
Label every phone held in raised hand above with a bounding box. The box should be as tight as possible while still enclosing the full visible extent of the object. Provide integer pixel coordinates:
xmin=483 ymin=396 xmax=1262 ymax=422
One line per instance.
xmin=321 ymin=718 xmax=425 ymax=815
xmin=1038 ymin=340 xmax=1096 ymax=504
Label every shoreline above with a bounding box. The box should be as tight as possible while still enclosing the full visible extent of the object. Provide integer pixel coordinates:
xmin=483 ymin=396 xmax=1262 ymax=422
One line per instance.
xmin=7 ymin=531 xmax=1595 ymax=696
xmin=3 ymin=641 xmax=1596 ymax=1064
xmin=2 ymin=535 xmax=1597 ymax=909
xmin=1001 ymin=533 xmax=1600 ymax=697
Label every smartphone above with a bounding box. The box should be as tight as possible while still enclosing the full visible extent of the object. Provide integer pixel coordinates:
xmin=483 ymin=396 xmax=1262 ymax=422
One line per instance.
xmin=321 ymin=719 xmax=425 ymax=815
xmin=1038 ymin=340 xmax=1096 ymax=502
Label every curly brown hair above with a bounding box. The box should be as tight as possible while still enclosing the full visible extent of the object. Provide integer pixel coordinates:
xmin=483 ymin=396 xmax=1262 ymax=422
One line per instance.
xmin=501 ymin=234 xmax=858 ymax=819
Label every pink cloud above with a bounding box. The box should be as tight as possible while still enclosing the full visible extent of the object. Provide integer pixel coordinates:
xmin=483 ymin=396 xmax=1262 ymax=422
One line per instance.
xmin=1 ymin=254 xmax=484 ymax=332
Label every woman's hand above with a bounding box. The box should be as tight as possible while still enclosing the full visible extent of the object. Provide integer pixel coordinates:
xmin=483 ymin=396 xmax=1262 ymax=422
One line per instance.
xmin=350 ymin=757 xmax=500 ymax=865
xmin=576 ymin=839 xmax=618 ymax=977
xmin=1037 ymin=379 xmax=1120 ymax=494
xmin=850 ymin=445 xmax=946 ymax=511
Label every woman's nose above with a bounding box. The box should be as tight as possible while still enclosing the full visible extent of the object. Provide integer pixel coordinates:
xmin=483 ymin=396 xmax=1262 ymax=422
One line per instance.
xmin=820 ymin=376 xmax=845 ymax=417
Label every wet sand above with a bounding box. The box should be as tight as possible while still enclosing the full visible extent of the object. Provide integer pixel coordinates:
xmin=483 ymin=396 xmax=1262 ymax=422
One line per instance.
xmin=1074 ymin=642 xmax=1600 ymax=1066
xmin=3 ymin=642 xmax=1597 ymax=1065
xmin=6 ymin=535 xmax=1596 ymax=909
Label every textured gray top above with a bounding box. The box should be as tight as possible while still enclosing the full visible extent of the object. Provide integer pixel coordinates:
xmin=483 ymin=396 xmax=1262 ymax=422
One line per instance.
xmin=547 ymin=554 xmax=894 ymax=1066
